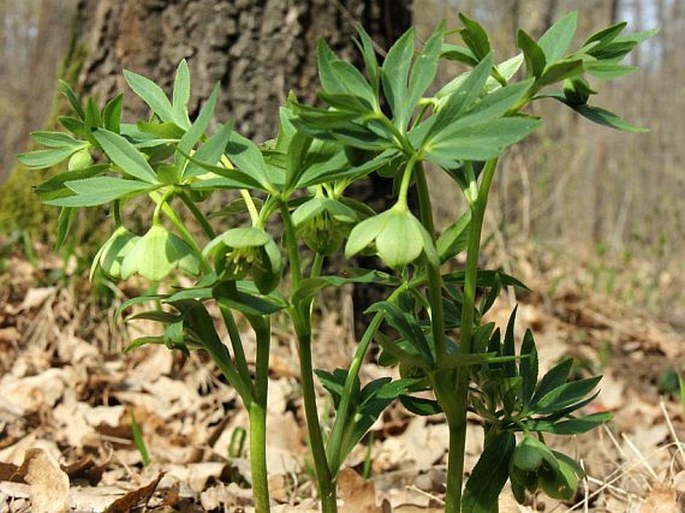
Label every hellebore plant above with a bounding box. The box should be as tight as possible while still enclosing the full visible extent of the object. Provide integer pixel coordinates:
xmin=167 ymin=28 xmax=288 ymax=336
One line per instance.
xmin=20 ymin=12 xmax=652 ymax=513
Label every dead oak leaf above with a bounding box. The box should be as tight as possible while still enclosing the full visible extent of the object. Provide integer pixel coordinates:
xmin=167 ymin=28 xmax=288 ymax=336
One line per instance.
xmin=19 ymin=448 xmax=69 ymax=513
xmin=103 ymin=472 xmax=164 ymax=513
xmin=338 ymin=467 xmax=382 ymax=513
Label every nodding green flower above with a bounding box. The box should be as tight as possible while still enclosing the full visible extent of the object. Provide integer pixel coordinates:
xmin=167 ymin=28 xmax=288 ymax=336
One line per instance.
xmin=67 ymin=148 xmax=94 ymax=171
xmin=509 ymin=436 xmax=581 ymax=502
xmin=292 ymin=197 xmax=357 ymax=255
xmin=345 ymin=205 xmax=439 ymax=268
xmin=203 ymin=227 xmax=282 ymax=294
xmin=120 ymin=225 xmax=200 ymax=282
xmin=90 ymin=226 xmax=139 ymax=280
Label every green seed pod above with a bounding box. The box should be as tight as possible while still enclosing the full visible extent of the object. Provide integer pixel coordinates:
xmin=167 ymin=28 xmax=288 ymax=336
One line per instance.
xmin=68 ymin=148 xmax=94 ymax=171
xmin=563 ymin=76 xmax=596 ymax=106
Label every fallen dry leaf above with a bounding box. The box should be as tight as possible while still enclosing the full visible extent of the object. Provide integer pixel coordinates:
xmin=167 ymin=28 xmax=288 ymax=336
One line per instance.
xmin=103 ymin=472 xmax=164 ymax=513
xmin=338 ymin=467 xmax=382 ymax=513
xmin=19 ymin=448 xmax=69 ymax=513
xmin=641 ymin=483 xmax=678 ymax=512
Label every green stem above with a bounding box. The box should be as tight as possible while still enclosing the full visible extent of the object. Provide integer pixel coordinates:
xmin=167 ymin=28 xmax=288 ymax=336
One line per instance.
xmin=248 ymin=316 xmax=271 ymax=513
xmin=327 ymin=312 xmax=383 ymax=474
xmin=443 ymin=158 xmax=499 ymax=513
xmin=179 ymin=191 xmax=216 ymax=239
xmin=310 ymin=252 xmax=324 ymax=279
xmin=220 ymin=155 xmax=260 ymax=224
xmin=293 ymin=313 xmax=337 ymax=512
xmin=281 ymin=200 xmax=335 ymax=511
xmin=219 ymin=304 xmax=252 ymax=389
xmin=279 ymin=201 xmax=302 ymax=290
xmin=414 ymin=164 xmax=447 ymax=361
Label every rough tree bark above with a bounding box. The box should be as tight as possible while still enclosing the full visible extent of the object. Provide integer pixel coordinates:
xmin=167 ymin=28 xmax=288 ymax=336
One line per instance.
xmin=72 ymin=0 xmax=413 ymax=333
xmin=73 ymin=0 xmax=411 ymax=143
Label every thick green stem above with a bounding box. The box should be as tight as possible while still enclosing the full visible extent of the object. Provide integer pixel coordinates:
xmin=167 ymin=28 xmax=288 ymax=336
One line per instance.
xmin=443 ymin=158 xmax=499 ymax=513
xmin=248 ymin=404 xmax=269 ymax=513
xmin=281 ymin=200 xmax=336 ymax=512
xmin=294 ymin=314 xmax=337 ymax=512
xmin=279 ymin=202 xmax=302 ymax=290
xmin=414 ymin=164 xmax=447 ymax=361
xmin=248 ymin=316 xmax=272 ymax=513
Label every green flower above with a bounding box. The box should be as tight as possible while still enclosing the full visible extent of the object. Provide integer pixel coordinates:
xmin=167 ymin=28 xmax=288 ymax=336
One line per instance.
xmin=345 ymin=206 xmax=438 ymax=268
xmin=292 ymin=197 xmax=357 ymax=255
xmin=509 ymin=435 xmax=582 ymax=503
xmin=120 ymin=225 xmax=200 ymax=281
xmin=90 ymin=226 xmax=140 ymax=280
xmin=203 ymin=227 xmax=282 ymax=294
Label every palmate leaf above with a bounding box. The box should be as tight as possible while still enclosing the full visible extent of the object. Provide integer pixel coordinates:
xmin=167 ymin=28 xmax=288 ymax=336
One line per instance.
xmin=103 ymin=94 xmax=124 ymax=133
xmin=172 ymin=59 xmax=192 ymax=128
xmin=458 ymin=13 xmax=491 ymax=61
xmin=124 ymin=69 xmax=176 ymax=125
xmin=423 ymin=54 xmax=494 ymax=142
xmin=585 ymin=62 xmax=638 ymax=79
xmin=58 ymin=79 xmax=85 ymax=120
xmin=328 ymin=60 xmax=377 ymax=110
xmin=213 ymin=282 xmax=287 ymax=317
xmin=441 ymin=43 xmax=478 ymax=67
xmin=354 ymin=24 xmax=380 ymax=94
xmin=581 ymin=21 xmax=628 ymax=52
xmin=436 ymin=209 xmax=471 ymax=262
xmin=517 ymin=30 xmax=546 ymax=79
xmin=381 ymin=27 xmax=415 ymax=129
xmin=537 ymin=59 xmax=584 ymax=87
xmin=529 ymin=357 xmax=574 ymax=406
xmin=184 ymin=122 xmax=233 ymax=179
xmin=458 ymin=79 xmax=533 ymax=126
xmin=164 ymin=299 xmax=251 ymax=402
xmin=526 ymin=412 xmax=613 ymax=435
xmin=17 ymin=147 xmax=82 ymax=169
xmin=540 ymin=93 xmax=648 ymax=132
xmin=44 ymin=176 xmax=157 ymax=207
xmin=30 ymin=131 xmax=84 ymax=150
xmin=424 ymin=117 xmax=541 ymax=166
xmin=462 ymin=430 xmax=515 ymax=513
xmin=177 ymin=83 xmax=220 ymax=174
xmin=93 ymin=129 xmax=159 ymax=183
xmin=532 ymin=375 xmax=602 ymax=415
xmin=291 ymin=269 xmax=396 ymax=310
xmin=399 ymin=22 xmax=446 ymax=130
xmin=225 ymin=130 xmax=275 ymax=192
xmin=367 ymin=301 xmax=435 ymax=368
xmin=538 ymin=11 xmax=578 ymax=63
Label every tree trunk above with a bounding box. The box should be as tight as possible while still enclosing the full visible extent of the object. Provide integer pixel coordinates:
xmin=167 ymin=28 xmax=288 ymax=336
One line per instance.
xmin=72 ymin=0 xmax=412 ymax=335
xmin=73 ymin=0 xmax=411 ymax=142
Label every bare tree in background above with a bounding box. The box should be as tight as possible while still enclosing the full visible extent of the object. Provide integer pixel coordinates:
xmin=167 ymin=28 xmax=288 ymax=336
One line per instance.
xmin=0 ymin=0 xmax=75 ymax=183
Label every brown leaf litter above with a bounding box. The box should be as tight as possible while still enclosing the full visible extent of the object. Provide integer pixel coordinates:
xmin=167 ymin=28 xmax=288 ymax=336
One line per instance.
xmin=1 ymin=245 xmax=685 ymax=512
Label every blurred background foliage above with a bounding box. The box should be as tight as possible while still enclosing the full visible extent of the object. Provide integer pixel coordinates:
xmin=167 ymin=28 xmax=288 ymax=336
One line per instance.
xmin=0 ymin=0 xmax=682 ymax=318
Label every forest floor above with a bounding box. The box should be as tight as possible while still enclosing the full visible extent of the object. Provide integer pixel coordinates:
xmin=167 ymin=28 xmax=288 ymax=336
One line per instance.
xmin=0 ymin=241 xmax=684 ymax=513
